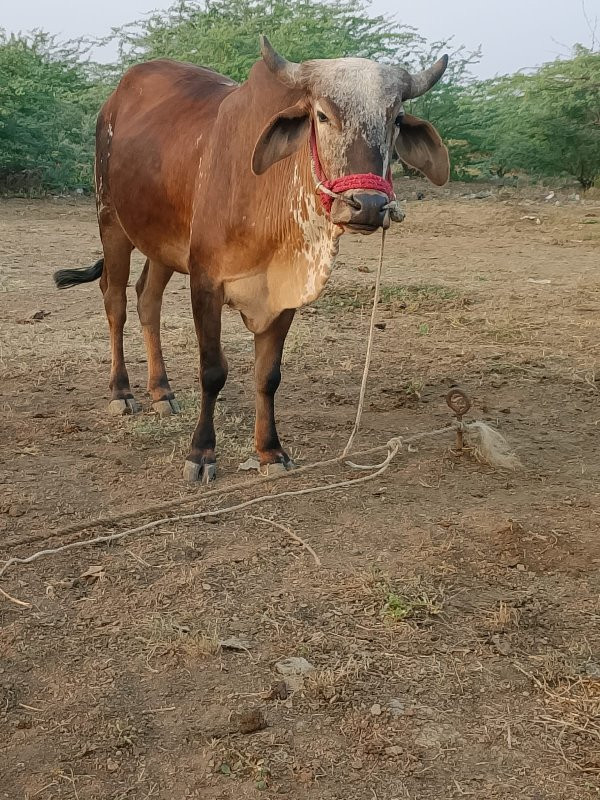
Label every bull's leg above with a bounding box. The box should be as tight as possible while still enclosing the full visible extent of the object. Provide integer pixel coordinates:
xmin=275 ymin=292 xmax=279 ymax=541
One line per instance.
xmin=253 ymin=309 xmax=296 ymax=471
xmin=184 ymin=281 xmax=227 ymax=483
xmin=98 ymin=215 xmax=139 ymax=416
xmin=136 ymin=259 xmax=179 ymax=417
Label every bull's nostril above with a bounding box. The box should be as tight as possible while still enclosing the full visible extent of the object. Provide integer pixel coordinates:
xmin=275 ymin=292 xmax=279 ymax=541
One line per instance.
xmin=346 ymin=194 xmax=361 ymax=210
xmin=334 ymin=191 xmax=390 ymax=231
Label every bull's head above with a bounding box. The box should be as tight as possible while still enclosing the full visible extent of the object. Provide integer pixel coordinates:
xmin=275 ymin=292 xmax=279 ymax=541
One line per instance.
xmin=252 ymin=36 xmax=449 ymax=233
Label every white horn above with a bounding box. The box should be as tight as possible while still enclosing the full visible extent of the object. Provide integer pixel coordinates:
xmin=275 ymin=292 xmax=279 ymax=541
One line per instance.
xmin=404 ymin=55 xmax=449 ymax=99
xmin=259 ymin=34 xmax=302 ymax=88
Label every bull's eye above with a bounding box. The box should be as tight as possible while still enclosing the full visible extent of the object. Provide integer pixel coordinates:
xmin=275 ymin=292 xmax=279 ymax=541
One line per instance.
xmin=316 ymin=110 xmax=329 ymax=124
xmin=394 ymin=113 xmax=405 ymax=127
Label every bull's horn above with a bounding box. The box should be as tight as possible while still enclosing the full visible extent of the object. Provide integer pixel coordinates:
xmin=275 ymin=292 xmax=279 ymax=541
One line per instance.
xmin=259 ymin=34 xmax=302 ymax=87
xmin=404 ymin=55 xmax=449 ymax=99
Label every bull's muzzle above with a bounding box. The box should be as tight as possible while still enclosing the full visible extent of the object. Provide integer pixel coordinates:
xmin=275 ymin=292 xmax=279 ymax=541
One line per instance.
xmin=330 ymin=190 xmax=391 ymax=233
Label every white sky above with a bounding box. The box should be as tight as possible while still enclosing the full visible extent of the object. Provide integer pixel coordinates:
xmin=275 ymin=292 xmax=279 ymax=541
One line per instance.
xmin=2 ymin=0 xmax=598 ymax=77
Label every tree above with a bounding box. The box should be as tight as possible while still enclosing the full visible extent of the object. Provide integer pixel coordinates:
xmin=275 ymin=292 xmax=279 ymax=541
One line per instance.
xmin=494 ymin=47 xmax=600 ymax=188
xmin=404 ymin=38 xmax=482 ymax=180
xmin=448 ymin=47 xmax=600 ymax=187
xmin=111 ymin=0 xmax=422 ymax=81
xmin=0 ymin=31 xmax=101 ymax=192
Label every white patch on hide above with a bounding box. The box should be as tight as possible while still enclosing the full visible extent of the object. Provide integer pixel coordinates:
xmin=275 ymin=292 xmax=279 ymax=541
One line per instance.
xmin=291 ymin=171 xmax=338 ymax=305
xmin=224 ymin=168 xmax=340 ymax=334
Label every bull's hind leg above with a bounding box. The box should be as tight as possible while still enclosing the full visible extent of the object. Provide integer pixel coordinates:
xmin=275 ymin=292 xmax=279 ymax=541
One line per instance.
xmin=136 ymin=259 xmax=179 ymax=417
xmin=184 ymin=280 xmax=228 ymax=483
xmin=98 ymin=214 xmax=139 ymax=416
xmin=253 ymin=309 xmax=296 ymax=472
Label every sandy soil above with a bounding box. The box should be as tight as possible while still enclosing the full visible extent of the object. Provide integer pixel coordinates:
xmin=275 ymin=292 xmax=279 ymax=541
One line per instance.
xmin=1 ymin=182 xmax=600 ymax=799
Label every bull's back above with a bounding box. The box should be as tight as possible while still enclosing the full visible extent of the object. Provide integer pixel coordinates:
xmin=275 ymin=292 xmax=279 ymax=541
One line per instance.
xmin=97 ymin=59 xmax=237 ymax=270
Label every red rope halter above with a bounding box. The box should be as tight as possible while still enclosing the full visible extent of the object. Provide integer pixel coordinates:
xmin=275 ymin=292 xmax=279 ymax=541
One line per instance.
xmin=309 ymin=124 xmax=395 ymax=215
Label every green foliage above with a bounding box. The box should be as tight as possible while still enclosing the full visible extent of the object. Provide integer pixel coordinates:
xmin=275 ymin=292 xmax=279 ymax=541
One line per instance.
xmin=0 ymin=31 xmax=103 ymax=192
xmin=487 ymin=47 xmax=600 ymax=187
xmin=423 ymin=46 xmax=600 ymax=186
xmin=112 ymin=0 xmax=421 ymax=80
xmin=0 ymin=1 xmax=598 ymax=193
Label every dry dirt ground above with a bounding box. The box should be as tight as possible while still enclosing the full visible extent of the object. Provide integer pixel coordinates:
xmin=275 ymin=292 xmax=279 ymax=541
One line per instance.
xmin=1 ymin=183 xmax=600 ymax=800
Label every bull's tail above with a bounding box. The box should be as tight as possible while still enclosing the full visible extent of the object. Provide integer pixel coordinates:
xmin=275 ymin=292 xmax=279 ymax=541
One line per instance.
xmin=53 ymin=258 xmax=104 ymax=289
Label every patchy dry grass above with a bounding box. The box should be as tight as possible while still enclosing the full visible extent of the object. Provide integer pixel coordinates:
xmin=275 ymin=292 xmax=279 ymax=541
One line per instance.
xmin=518 ymin=657 xmax=600 ymax=776
xmin=305 ymin=654 xmax=371 ymax=702
xmin=3 ymin=195 xmax=600 ymax=800
xmin=482 ymin=601 xmax=521 ymax=632
xmin=379 ymin=583 xmax=444 ymax=623
xmin=138 ymin=612 xmax=222 ymax=666
xmin=126 ymin=388 xmax=254 ymax=464
xmin=315 ymin=283 xmax=460 ymax=313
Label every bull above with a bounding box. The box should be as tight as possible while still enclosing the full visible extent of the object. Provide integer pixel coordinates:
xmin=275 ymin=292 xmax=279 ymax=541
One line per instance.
xmin=54 ymin=37 xmax=449 ymax=483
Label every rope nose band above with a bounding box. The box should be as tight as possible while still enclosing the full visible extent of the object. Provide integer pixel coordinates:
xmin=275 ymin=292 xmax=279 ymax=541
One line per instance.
xmin=309 ymin=124 xmax=396 ymax=215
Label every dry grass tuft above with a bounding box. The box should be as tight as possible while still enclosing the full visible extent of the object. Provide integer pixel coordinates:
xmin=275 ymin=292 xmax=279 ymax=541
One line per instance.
xmin=305 ymin=654 xmax=371 ymax=701
xmin=519 ymin=657 xmax=600 ymax=775
xmin=138 ymin=613 xmax=221 ymax=666
xmin=482 ymin=601 xmax=521 ymax=632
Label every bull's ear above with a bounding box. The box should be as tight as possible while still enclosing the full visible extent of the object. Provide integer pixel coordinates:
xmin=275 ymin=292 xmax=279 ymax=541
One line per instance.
xmin=252 ymin=103 xmax=310 ymax=175
xmin=395 ymin=113 xmax=449 ymax=186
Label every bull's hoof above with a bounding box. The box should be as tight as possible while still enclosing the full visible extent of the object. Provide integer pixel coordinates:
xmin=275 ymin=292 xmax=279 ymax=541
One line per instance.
xmin=183 ymin=459 xmax=217 ymax=484
xmin=153 ymin=397 xmax=181 ymax=418
xmin=259 ymin=461 xmax=289 ymax=476
xmin=239 ymin=454 xmax=297 ymax=475
xmin=108 ymin=397 xmax=141 ymax=416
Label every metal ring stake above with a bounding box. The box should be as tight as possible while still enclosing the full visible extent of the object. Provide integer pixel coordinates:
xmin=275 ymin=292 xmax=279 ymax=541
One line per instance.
xmin=446 ymin=387 xmax=472 ymax=451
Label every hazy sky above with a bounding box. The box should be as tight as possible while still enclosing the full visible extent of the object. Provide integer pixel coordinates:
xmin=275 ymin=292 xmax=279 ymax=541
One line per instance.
xmin=2 ymin=0 xmax=598 ymax=77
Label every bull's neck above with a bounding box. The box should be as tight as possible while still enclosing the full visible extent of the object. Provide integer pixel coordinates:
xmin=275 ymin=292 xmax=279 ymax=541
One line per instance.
xmin=206 ymin=77 xmax=337 ymax=245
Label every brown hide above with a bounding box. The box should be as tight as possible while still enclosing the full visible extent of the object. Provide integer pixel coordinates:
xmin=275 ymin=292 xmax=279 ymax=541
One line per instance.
xmin=97 ymin=60 xmax=236 ymax=273
xmin=97 ymin=59 xmax=319 ymax=286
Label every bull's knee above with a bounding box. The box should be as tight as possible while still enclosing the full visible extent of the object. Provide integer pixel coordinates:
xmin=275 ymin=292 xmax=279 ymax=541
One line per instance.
xmin=201 ymin=361 xmax=228 ymax=395
xmin=103 ymin=288 xmax=127 ymax=328
xmin=260 ymin=364 xmax=282 ymax=396
xmin=136 ymin=296 xmax=156 ymax=327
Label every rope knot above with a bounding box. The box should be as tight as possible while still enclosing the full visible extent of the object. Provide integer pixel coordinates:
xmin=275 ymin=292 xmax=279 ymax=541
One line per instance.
xmin=386 ymin=436 xmax=404 ymax=451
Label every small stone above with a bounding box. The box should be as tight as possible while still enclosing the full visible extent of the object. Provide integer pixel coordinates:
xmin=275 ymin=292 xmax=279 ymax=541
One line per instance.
xmin=516 ymin=563 xmax=526 ymax=571
xmin=585 ymin=661 xmax=600 ymax=678
xmin=275 ymin=657 xmax=315 ymax=677
xmin=385 ymin=745 xmax=403 ymax=757
xmin=491 ymin=635 xmax=512 ymax=656
xmin=237 ymin=709 xmax=267 ymax=734
xmin=351 ymin=758 xmax=363 ymax=770
xmin=370 ymin=703 xmax=382 ymax=717
xmin=106 ymin=758 xmax=119 ymax=772
xmin=266 ymin=681 xmax=289 ymax=701
xmin=388 ymin=699 xmax=406 ymax=717
xmin=219 ymin=636 xmax=253 ymax=652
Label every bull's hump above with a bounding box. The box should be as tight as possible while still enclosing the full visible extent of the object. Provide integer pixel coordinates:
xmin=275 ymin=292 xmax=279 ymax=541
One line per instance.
xmin=121 ymin=59 xmax=238 ymax=91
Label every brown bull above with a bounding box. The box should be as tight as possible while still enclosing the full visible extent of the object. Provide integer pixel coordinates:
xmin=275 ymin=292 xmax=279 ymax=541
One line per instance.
xmin=54 ymin=37 xmax=449 ymax=483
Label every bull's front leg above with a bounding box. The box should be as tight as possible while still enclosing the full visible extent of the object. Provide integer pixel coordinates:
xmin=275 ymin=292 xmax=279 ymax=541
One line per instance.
xmin=184 ymin=279 xmax=228 ymax=483
xmin=254 ymin=308 xmax=296 ymax=472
